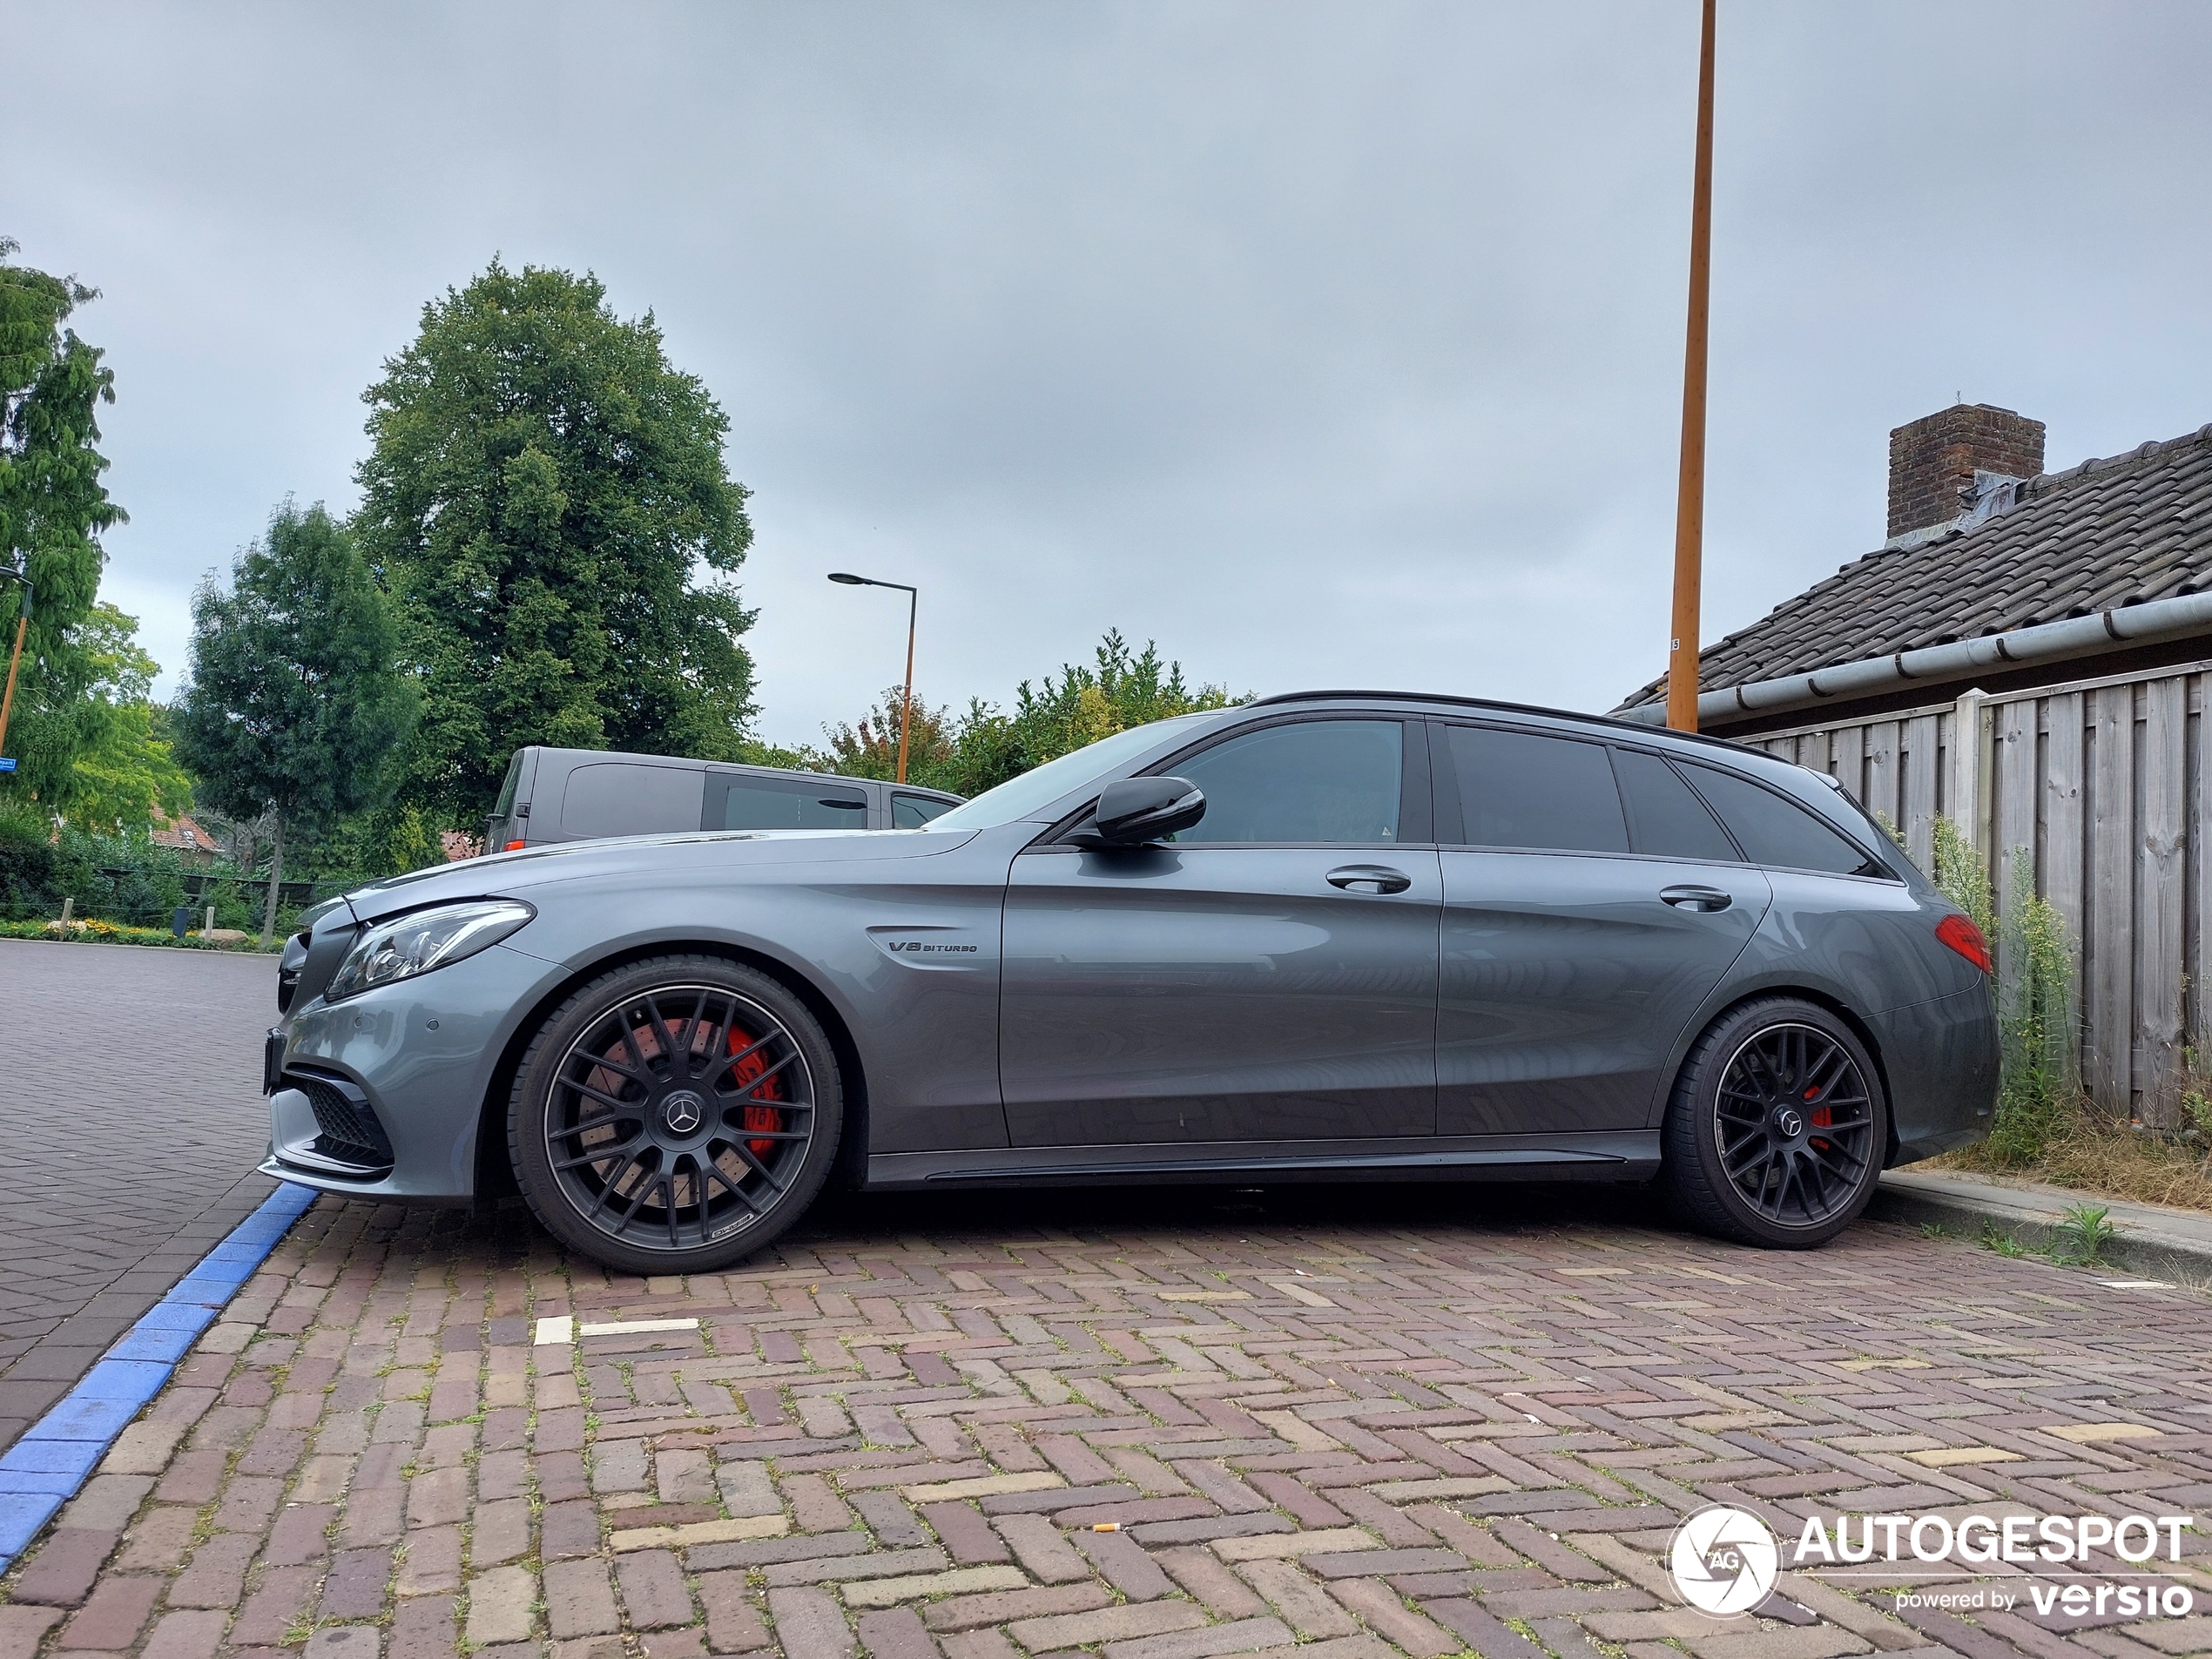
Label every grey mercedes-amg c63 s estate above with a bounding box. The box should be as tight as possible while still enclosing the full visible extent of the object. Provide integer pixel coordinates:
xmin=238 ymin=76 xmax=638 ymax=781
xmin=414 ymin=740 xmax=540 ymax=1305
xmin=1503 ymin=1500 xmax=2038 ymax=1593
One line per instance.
xmin=263 ymin=692 xmax=1998 ymax=1274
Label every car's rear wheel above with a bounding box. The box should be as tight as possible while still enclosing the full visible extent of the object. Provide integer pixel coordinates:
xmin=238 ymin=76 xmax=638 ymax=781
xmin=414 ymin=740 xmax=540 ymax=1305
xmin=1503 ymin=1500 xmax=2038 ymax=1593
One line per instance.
xmin=509 ymin=955 xmax=841 ymax=1275
xmin=1661 ymin=997 xmax=1886 ymax=1248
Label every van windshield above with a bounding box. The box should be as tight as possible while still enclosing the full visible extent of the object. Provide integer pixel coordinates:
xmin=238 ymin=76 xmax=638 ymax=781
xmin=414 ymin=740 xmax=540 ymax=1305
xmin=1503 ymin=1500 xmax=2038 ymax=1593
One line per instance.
xmin=926 ymin=716 xmax=1214 ymax=832
xmin=491 ymin=752 xmax=524 ymax=819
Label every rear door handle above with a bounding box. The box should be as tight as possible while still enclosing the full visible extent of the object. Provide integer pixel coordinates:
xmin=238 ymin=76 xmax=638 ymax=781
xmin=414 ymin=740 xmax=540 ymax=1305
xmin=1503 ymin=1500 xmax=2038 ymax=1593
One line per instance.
xmin=1327 ymin=865 xmax=1413 ymax=894
xmin=1661 ymin=884 xmax=1733 ymax=913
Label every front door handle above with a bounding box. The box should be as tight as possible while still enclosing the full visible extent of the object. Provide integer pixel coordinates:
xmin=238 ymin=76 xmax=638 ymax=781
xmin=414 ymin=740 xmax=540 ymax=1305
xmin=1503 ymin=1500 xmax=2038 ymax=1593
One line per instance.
xmin=1327 ymin=865 xmax=1413 ymax=895
xmin=1661 ymin=884 xmax=1733 ymax=913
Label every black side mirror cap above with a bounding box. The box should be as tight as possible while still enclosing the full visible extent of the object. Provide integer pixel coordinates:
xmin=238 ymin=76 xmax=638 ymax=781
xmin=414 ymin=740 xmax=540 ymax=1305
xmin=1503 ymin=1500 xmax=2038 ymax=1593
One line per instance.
xmin=1069 ymin=776 xmax=1205 ymax=846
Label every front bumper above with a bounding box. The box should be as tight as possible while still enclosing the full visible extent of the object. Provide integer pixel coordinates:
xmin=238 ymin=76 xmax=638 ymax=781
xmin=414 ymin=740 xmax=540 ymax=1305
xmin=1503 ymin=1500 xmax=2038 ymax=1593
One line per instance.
xmin=1871 ymin=982 xmax=1999 ymax=1165
xmin=261 ymin=941 xmax=564 ymax=1200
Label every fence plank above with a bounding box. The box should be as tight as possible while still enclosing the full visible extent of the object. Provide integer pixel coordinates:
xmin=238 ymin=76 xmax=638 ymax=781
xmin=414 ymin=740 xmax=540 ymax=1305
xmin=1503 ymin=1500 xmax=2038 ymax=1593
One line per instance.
xmin=2043 ymin=691 xmax=2087 ymax=1067
xmin=2136 ymin=675 xmax=2187 ymax=1122
xmin=2087 ymin=685 xmax=2135 ymax=1114
xmin=1865 ymin=721 xmax=1900 ymax=833
xmin=1828 ymin=724 xmax=1865 ymax=803
xmin=2195 ymin=676 xmax=2212 ymax=1068
xmin=1993 ymin=698 xmax=2038 ymax=1023
xmin=1905 ymin=712 xmax=1940 ymax=875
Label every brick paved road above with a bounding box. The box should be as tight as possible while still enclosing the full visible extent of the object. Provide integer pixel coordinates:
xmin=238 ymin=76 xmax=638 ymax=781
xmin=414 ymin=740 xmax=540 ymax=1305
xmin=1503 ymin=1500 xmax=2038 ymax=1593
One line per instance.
xmin=0 ymin=940 xmax=278 ymax=1452
xmin=6 ymin=1175 xmax=2212 ymax=1657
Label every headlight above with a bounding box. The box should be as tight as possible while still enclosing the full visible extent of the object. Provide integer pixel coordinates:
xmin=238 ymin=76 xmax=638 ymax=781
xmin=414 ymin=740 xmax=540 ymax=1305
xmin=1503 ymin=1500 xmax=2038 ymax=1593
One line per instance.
xmin=326 ymin=900 xmax=535 ymax=1001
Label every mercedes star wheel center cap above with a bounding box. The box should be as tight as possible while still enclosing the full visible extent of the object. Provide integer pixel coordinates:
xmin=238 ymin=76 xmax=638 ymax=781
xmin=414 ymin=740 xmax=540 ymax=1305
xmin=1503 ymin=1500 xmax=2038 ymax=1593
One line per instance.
xmin=1775 ymin=1108 xmax=1804 ymax=1138
xmin=662 ymin=1090 xmax=705 ymax=1136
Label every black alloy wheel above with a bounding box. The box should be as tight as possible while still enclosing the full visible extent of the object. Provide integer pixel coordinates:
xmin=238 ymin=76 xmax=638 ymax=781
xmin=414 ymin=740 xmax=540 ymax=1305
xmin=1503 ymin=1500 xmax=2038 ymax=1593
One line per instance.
xmin=1662 ymin=997 xmax=1888 ymax=1248
xmin=509 ymin=956 xmax=841 ymax=1275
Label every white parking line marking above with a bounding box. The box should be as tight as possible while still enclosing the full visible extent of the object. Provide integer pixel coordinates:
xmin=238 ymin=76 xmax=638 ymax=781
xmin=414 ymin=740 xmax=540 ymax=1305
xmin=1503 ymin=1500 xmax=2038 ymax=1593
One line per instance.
xmin=581 ymin=1317 xmax=702 ymax=1338
xmin=2098 ymin=1279 xmax=2173 ymax=1290
xmin=534 ymin=1316 xmax=575 ymax=1345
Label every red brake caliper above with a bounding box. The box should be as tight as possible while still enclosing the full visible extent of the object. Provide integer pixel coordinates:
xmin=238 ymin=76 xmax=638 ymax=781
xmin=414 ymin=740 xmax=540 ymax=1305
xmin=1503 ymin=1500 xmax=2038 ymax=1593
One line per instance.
xmin=730 ymin=1027 xmax=784 ymax=1160
xmin=1804 ymin=1083 xmax=1831 ymax=1146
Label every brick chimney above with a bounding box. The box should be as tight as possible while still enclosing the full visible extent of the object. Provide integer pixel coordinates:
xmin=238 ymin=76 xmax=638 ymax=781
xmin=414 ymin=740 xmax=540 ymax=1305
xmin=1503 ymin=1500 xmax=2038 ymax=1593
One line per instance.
xmin=1886 ymin=403 xmax=2046 ymax=544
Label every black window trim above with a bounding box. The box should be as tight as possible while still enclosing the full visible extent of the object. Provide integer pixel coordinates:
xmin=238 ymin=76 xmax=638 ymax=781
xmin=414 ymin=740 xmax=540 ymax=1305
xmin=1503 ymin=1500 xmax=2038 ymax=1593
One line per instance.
xmin=1034 ymin=710 xmax=1432 ymax=850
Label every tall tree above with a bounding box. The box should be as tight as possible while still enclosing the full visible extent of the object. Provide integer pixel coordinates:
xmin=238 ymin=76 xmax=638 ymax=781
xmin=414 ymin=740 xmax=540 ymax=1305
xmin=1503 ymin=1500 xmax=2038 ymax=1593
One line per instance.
xmin=0 ymin=239 xmax=125 ymax=803
xmin=355 ymin=260 xmax=757 ymax=827
xmin=49 ymin=602 xmax=193 ymax=833
xmin=173 ymin=502 xmax=416 ymax=941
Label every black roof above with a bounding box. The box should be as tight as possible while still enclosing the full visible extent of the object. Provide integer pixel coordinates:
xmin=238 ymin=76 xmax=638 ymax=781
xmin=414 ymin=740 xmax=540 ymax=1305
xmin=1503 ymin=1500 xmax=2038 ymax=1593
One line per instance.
xmin=1616 ymin=421 xmax=2212 ymax=713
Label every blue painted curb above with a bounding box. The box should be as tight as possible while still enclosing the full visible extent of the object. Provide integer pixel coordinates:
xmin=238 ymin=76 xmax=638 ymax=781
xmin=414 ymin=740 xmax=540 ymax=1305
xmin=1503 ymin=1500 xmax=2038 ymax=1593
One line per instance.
xmin=0 ymin=1181 xmax=319 ymax=1569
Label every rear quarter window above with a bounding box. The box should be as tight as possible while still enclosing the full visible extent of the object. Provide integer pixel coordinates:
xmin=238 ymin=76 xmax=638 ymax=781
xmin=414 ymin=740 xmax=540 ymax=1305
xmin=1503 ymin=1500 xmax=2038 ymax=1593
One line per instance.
xmin=1680 ymin=763 xmax=1878 ymax=876
xmin=559 ymin=762 xmax=707 ymax=840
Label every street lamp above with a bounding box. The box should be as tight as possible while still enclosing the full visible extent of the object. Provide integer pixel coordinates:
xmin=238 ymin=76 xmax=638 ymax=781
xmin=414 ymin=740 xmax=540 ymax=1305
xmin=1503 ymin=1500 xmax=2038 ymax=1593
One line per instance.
xmin=0 ymin=562 xmax=30 ymax=772
xmin=827 ymin=571 xmax=919 ymax=784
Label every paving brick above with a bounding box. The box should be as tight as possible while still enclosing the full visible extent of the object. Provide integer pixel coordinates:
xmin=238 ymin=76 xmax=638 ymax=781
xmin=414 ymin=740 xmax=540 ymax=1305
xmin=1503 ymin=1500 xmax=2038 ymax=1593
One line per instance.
xmin=616 ymin=1548 xmax=697 ymax=1629
xmin=858 ymin=1605 xmax=943 ymax=1659
xmin=138 ymin=1608 xmax=226 ymax=1659
xmin=921 ymin=1582 xmax=1115 ymax=1634
xmin=1075 ymin=1526 xmax=1176 ymax=1599
xmin=993 ymin=1511 xmax=1089 ymax=1582
xmin=770 ymin=1586 xmax=858 ymax=1659
xmin=1008 ymin=1601 xmax=1211 ymax=1652
xmin=698 ymin=1570 xmax=772 ymax=1652
xmin=54 ymin=1575 xmax=162 ymax=1649
xmin=1239 ymin=1558 xmax=1359 ymax=1638
xmin=13 ymin=1528 xmax=121 ymax=1605
xmin=388 ymin=1595 xmax=458 ymax=1659
xmin=465 ymin=1564 xmax=540 ymax=1646
xmin=1103 ymin=1617 xmax=1296 ymax=1659
xmin=320 ymin=1546 xmax=395 ymax=1619
xmin=0 ymin=1608 xmax=62 ymax=1659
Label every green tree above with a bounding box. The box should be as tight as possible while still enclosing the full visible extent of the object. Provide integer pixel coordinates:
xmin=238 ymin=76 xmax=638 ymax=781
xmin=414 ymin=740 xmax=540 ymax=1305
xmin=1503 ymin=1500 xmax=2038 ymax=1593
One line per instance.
xmin=173 ymin=502 xmax=416 ymax=941
xmin=49 ymin=602 xmax=192 ymax=833
xmin=0 ymin=239 xmax=125 ymax=803
xmin=355 ymin=260 xmax=757 ymax=828
xmin=820 ymin=631 xmax=1239 ymax=797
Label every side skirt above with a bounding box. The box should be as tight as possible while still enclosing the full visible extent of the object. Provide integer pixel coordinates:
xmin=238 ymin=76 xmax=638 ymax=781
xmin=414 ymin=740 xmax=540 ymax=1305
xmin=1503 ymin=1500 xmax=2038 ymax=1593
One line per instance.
xmin=865 ymin=1130 xmax=1660 ymax=1191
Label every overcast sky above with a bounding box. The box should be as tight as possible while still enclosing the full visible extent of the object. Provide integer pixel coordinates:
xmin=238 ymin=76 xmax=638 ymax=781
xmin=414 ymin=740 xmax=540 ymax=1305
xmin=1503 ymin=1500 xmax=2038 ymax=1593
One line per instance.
xmin=8 ymin=3 xmax=2210 ymax=749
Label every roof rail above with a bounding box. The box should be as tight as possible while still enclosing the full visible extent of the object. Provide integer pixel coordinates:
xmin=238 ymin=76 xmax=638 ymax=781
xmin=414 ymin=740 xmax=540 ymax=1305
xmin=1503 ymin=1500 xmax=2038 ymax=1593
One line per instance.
xmin=1246 ymin=689 xmax=1757 ymax=754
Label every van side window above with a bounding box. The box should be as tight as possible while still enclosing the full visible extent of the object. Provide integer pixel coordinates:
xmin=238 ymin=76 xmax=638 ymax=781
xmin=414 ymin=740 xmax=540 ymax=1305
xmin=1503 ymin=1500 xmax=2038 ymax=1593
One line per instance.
xmin=718 ymin=779 xmax=868 ymax=831
xmin=1679 ymin=764 xmax=1878 ymax=876
xmin=1444 ymin=725 xmax=1628 ymax=853
xmin=559 ymin=763 xmax=707 ymax=840
xmin=892 ymin=793 xmax=954 ymax=828
xmin=1612 ymin=749 xmax=1738 ymax=862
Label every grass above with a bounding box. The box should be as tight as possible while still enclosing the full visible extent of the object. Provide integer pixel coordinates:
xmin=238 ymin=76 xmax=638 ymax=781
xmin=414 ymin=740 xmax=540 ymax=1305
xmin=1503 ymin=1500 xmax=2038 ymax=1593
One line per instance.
xmin=1933 ymin=1118 xmax=2212 ymax=1214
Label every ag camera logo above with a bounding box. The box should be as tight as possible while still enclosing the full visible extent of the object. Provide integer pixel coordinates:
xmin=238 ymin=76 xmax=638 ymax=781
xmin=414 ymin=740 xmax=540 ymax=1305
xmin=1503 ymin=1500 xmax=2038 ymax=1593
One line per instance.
xmin=1670 ymin=1506 xmax=1779 ymax=1616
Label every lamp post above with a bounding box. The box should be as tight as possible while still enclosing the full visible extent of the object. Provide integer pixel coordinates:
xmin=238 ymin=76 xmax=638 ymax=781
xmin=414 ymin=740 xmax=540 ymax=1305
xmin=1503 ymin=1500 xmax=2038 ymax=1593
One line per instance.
xmin=0 ymin=562 xmax=30 ymax=768
xmin=827 ymin=572 xmax=919 ymax=784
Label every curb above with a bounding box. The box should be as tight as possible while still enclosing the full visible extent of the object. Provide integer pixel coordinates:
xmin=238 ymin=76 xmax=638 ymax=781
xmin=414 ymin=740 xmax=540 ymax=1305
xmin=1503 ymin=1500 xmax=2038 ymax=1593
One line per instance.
xmin=0 ymin=1181 xmax=320 ymax=1570
xmin=1870 ymin=1169 xmax=2212 ymax=1282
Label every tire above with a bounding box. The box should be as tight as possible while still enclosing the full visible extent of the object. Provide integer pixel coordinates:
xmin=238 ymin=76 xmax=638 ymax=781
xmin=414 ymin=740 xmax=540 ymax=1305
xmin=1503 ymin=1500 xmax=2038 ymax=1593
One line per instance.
xmin=509 ymin=954 xmax=843 ymax=1276
xmin=1660 ymin=996 xmax=1887 ymax=1249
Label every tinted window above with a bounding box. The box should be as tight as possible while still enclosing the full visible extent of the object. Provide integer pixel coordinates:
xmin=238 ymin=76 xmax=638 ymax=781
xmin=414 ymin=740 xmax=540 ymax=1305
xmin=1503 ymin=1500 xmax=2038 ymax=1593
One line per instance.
xmin=492 ymin=752 xmax=524 ymax=818
xmin=560 ymin=763 xmax=706 ymax=840
xmin=1446 ymin=726 xmax=1627 ymax=853
xmin=1681 ymin=765 xmax=1874 ymax=875
xmin=719 ymin=779 xmax=868 ymax=831
xmin=1613 ymin=749 xmax=1738 ymax=861
xmin=893 ymin=793 xmax=955 ymax=828
xmin=1170 ymin=719 xmax=1402 ymax=844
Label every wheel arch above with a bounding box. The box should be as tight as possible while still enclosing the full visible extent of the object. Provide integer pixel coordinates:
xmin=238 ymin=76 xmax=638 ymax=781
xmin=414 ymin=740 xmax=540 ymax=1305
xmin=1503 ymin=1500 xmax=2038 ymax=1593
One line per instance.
xmin=472 ymin=939 xmax=872 ymax=1201
xmin=1667 ymin=984 xmax=1899 ymax=1171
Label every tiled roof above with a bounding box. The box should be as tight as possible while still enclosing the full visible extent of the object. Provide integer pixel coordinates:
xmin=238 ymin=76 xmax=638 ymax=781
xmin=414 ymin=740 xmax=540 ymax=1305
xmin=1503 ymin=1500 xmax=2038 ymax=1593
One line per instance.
xmin=1615 ymin=421 xmax=2212 ymax=712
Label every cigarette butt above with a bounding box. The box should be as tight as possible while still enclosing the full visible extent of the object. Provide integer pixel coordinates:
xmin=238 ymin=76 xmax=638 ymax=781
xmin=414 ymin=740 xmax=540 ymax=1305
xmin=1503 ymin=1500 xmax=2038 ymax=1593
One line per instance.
xmin=1091 ymin=1522 xmax=1121 ymax=1532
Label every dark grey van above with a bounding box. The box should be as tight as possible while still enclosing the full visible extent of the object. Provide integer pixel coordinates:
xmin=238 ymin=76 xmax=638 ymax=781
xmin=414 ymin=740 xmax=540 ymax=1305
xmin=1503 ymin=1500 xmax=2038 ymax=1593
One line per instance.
xmin=483 ymin=747 xmax=962 ymax=851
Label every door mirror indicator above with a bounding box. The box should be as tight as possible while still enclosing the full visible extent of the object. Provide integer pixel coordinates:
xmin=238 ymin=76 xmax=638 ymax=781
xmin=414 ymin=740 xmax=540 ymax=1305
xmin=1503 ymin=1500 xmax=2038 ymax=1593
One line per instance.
xmin=1074 ymin=777 xmax=1206 ymax=846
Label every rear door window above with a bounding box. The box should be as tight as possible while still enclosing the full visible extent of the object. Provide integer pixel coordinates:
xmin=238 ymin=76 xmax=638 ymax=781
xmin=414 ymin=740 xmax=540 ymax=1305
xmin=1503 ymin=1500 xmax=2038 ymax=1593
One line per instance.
xmin=715 ymin=776 xmax=869 ymax=831
xmin=892 ymin=793 xmax=956 ymax=828
xmin=559 ymin=763 xmax=707 ymax=840
xmin=1679 ymin=764 xmax=1878 ymax=875
xmin=1612 ymin=748 xmax=1739 ymax=862
xmin=1441 ymin=725 xmax=1628 ymax=853
xmin=1167 ymin=718 xmax=1404 ymax=844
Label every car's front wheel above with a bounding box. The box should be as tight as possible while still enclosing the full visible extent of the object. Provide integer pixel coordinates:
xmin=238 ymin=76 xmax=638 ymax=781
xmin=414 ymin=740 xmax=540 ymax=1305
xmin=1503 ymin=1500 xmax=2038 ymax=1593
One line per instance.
xmin=509 ymin=955 xmax=842 ymax=1275
xmin=1661 ymin=996 xmax=1887 ymax=1248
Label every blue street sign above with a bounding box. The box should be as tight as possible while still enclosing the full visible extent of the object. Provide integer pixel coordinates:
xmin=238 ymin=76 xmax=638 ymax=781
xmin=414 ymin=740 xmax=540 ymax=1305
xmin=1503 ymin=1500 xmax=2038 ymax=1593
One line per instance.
xmin=0 ymin=758 xmax=15 ymax=772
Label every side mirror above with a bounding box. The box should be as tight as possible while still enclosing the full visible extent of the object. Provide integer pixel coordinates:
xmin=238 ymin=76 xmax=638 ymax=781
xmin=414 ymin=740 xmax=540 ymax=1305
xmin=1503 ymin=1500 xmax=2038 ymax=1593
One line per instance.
xmin=1074 ymin=776 xmax=1205 ymax=846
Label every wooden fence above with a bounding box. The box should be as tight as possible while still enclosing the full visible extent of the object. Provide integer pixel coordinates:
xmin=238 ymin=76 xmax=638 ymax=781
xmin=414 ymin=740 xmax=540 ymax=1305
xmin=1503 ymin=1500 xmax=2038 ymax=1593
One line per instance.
xmin=1743 ymin=656 xmax=2212 ymax=1125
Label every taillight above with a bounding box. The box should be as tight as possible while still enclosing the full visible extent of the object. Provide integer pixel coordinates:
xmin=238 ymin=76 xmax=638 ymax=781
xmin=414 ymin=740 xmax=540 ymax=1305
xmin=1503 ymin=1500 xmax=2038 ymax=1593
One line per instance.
xmin=1936 ymin=913 xmax=1992 ymax=974
xmin=504 ymin=840 xmax=527 ymax=852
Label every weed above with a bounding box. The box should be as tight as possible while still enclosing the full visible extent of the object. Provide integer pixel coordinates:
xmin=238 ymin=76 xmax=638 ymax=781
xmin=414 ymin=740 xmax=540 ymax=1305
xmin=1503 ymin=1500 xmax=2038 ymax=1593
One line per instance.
xmin=2054 ymin=1202 xmax=2120 ymax=1265
xmin=1979 ymin=1222 xmax=2027 ymax=1258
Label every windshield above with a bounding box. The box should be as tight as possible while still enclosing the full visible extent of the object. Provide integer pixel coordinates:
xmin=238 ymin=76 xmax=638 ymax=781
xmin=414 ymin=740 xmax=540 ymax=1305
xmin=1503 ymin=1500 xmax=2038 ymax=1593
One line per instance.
xmin=926 ymin=715 xmax=1215 ymax=831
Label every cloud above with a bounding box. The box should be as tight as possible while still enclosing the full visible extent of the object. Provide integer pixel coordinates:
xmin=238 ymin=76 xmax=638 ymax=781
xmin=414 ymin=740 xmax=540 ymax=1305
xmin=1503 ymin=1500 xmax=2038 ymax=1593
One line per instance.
xmin=6 ymin=1 xmax=2209 ymax=747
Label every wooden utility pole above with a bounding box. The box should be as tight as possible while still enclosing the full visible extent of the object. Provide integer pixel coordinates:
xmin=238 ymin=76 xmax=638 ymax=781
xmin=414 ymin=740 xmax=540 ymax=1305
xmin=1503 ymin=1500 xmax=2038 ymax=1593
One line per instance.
xmin=1667 ymin=0 xmax=1717 ymax=733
